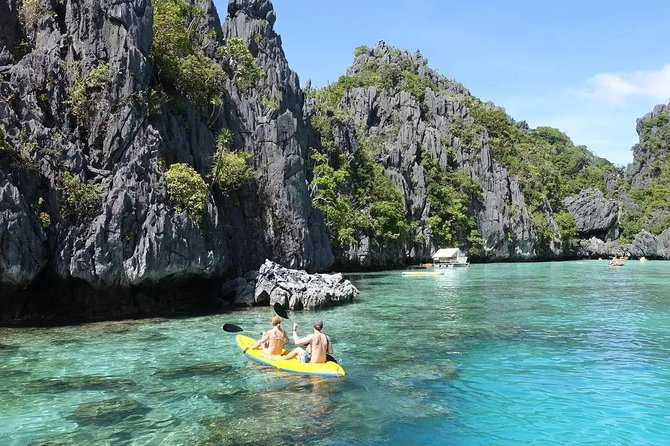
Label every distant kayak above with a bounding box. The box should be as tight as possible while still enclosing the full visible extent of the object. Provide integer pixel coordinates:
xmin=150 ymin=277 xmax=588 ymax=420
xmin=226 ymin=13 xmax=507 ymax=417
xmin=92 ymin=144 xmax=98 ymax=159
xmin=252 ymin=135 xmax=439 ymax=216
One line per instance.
xmin=401 ymin=271 xmax=444 ymax=276
xmin=235 ymin=335 xmax=345 ymax=378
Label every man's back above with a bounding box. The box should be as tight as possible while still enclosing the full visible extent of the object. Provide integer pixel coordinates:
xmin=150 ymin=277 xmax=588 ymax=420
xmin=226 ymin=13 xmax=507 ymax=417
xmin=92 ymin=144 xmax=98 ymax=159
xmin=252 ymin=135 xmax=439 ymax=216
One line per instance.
xmin=309 ymin=331 xmax=330 ymax=363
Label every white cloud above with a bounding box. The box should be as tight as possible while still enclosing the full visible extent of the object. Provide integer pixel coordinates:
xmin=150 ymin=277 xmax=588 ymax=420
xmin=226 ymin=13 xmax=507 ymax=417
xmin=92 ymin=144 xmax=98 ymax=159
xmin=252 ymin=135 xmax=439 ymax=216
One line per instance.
xmin=580 ymin=64 xmax=670 ymax=106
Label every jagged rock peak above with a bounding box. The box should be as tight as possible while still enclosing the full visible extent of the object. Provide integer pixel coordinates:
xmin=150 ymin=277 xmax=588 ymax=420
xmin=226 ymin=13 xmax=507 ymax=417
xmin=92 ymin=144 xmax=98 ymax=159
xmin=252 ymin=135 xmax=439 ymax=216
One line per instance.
xmin=228 ymin=0 xmax=276 ymax=26
xmin=635 ymin=101 xmax=670 ymax=134
xmin=627 ymin=100 xmax=670 ymax=190
xmin=348 ymin=40 xmax=470 ymax=96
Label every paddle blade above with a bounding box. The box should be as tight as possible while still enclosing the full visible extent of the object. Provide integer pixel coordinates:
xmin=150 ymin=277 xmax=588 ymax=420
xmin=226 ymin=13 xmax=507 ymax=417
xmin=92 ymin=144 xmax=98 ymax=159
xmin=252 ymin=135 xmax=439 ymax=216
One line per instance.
xmin=273 ymin=302 xmax=289 ymax=319
xmin=222 ymin=323 xmax=244 ymax=333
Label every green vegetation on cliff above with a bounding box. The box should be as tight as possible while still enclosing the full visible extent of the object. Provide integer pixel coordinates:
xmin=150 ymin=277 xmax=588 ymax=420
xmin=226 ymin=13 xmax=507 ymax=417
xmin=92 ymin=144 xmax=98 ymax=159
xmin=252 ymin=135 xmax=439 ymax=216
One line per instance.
xmin=620 ymin=111 xmax=670 ymax=238
xmin=309 ymin=134 xmax=408 ymax=248
xmin=468 ymin=100 xmax=614 ymax=209
xmin=423 ymin=157 xmax=483 ymax=251
xmin=61 ymin=172 xmax=101 ymax=222
xmin=465 ymin=99 xmax=615 ymax=249
xmin=17 ymin=0 xmax=51 ymax=44
xmin=220 ymin=38 xmax=263 ymax=93
xmin=152 ymin=0 xmax=225 ymax=105
xmin=210 ymin=129 xmax=255 ymax=194
xmin=65 ymin=63 xmax=110 ymax=120
xmin=166 ymin=163 xmax=208 ymax=226
xmin=0 ymin=126 xmax=12 ymax=154
xmin=308 ymin=89 xmax=408 ymax=248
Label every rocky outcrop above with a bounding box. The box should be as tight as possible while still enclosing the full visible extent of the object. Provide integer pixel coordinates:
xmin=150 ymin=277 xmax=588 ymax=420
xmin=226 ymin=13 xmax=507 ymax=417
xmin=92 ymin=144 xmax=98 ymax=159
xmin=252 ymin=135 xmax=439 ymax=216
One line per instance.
xmin=252 ymin=259 xmax=358 ymax=309
xmin=574 ymin=237 xmax=627 ymax=259
xmin=623 ymin=229 xmax=670 ymax=259
xmin=563 ymin=189 xmax=618 ymax=240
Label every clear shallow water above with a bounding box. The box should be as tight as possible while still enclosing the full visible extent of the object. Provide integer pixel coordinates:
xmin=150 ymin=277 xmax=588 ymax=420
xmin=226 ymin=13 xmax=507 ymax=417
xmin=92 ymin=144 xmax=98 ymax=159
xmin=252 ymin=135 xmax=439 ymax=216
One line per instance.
xmin=2 ymin=260 xmax=670 ymax=445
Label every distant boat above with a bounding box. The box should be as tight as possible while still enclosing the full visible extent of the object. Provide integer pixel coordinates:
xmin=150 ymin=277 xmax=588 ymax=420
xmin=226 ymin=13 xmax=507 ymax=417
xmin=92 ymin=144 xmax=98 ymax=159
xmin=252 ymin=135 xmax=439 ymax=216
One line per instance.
xmin=640 ymin=257 xmax=648 ymax=263
xmin=432 ymin=248 xmax=469 ymax=268
xmin=609 ymin=256 xmax=627 ymax=267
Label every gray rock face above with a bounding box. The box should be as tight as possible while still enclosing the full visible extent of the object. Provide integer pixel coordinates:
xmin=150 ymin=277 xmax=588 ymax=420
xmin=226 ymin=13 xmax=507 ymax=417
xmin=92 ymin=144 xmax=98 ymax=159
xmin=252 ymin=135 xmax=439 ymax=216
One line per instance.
xmin=563 ymin=189 xmax=618 ymax=240
xmin=0 ymin=167 xmax=46 ymax=285
xmin=658 ymin=229 xmax=670 ymax=258
xmin=0 ymin=0 xmax=19 ymax=59
xmin=626 ymin=231 xmax=658 ymax=258
xmin=254 ymin=259 xmax=358 ymax=309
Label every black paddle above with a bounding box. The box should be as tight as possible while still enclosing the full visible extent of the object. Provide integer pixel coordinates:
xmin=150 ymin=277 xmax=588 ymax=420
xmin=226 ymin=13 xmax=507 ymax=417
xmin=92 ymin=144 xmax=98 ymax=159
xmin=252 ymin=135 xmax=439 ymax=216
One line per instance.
xmin=222 ymin=323 xmax=261 ymax=353
xmin=222 ymin=323 xmax=244 ymax=333
xmin=273 ymin=302 xmax=338 ymax=364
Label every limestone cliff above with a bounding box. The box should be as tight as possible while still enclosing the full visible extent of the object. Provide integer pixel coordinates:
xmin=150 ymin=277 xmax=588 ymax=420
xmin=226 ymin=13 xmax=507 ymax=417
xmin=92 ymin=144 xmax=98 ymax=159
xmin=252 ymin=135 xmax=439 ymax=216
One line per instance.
xmin=0 ymin=0 xmax=331 ymax=324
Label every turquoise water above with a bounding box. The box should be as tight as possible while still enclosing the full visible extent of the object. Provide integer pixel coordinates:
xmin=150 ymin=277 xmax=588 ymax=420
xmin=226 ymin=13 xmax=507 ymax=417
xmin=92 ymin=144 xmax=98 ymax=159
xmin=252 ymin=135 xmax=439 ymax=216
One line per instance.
xmin=2 ymin=260 xmax=670 ymax=445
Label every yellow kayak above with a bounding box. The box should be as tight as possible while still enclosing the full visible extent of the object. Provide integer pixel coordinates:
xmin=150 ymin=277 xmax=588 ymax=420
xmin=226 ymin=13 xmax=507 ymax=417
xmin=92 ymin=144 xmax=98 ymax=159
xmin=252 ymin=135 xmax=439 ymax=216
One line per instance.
xmin=235 ymin=335 xmax=346 ymax=378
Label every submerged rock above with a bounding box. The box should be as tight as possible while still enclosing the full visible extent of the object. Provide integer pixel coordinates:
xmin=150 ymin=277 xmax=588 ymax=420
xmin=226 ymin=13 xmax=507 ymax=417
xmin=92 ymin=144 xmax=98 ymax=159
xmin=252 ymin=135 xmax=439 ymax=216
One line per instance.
xmin=70 ymin=397 xmax=148 ymax=426
xmin=253 ymin=260 xmax=358 ymax=309
xmin=153 ymin=362 xmax=232 ymax=380
xmin=27 ymin=375 xmax=136 ymax=392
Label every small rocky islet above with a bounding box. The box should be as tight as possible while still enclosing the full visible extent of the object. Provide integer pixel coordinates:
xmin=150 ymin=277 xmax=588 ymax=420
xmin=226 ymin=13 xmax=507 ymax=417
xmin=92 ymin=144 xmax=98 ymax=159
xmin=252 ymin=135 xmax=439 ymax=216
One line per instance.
xmin=0 ymin=0 xmax=669 ymax=325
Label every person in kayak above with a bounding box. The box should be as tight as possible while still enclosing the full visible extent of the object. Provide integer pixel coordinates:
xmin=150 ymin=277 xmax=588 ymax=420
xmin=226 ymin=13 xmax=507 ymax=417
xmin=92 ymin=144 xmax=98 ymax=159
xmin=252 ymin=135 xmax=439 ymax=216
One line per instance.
xmin=246 ymin=315 xmax=288 ymax=355
xmin=281 ymin=320 xmax=332 ymax=363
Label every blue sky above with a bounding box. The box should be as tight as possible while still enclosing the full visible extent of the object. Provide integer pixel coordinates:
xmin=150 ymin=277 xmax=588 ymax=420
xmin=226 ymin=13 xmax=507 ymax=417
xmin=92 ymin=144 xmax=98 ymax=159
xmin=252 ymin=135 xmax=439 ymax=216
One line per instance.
xmin=216 ymin=0 xmax=670 ymax=166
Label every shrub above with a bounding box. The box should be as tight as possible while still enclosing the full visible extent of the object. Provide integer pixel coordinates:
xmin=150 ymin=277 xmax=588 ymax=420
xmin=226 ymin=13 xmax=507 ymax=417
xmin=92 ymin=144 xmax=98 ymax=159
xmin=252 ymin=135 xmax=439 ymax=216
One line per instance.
xmin=174 ymin=53 xmax=226 ymax=105
xmin=210 ymin=130 xmax=255 ymax=193
xmin=554 ymin=211 xmax=577 ymax=249
xmin=152 ymin=0 xmax=225 ymax=106
xmin=640 ymin=112 xmax=670 ymax=154
xmin=165 ymin=163 xmax=208 ymax=225
xmin=261 ymin=95 xmax=280 ymax=111
xmin=309 ymin=150 xmax=363 ymax=247
xmin=354 ymin=46 xmax=369 ymax=57
xmin=39 ymin=212 xmax=51 ymax=229
xmin=0 ymin=125 xmax=12 ymax=154
xmin=65 ymin=63 xmax=110 ymax=120
xmin=18 ymin=0 xmax=51 ymax=40
xmin=352 ymin=134 xmax=409 ymax=242
xmin=61 ymin=171 xmax=101 ymax=221
xmin=220 ymin=38 xmax=263 ymax=92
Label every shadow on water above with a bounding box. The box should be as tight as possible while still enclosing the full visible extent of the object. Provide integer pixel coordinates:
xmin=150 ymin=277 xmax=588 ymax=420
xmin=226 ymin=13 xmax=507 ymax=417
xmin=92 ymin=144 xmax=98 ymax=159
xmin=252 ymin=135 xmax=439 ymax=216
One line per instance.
xmin=0 ymin=367 xmax=30 ymax=379
xmin=0 ymin=343 xmax=20 ymax=352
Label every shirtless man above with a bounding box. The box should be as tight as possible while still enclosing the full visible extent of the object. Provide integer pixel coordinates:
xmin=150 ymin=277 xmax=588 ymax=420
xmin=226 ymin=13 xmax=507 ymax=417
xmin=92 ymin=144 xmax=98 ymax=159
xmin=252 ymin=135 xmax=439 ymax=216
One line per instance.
xmin=281 ymin=320 xmax=332 ymax=364
xmin=246 ymin=315 xmax=288 ymax=355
